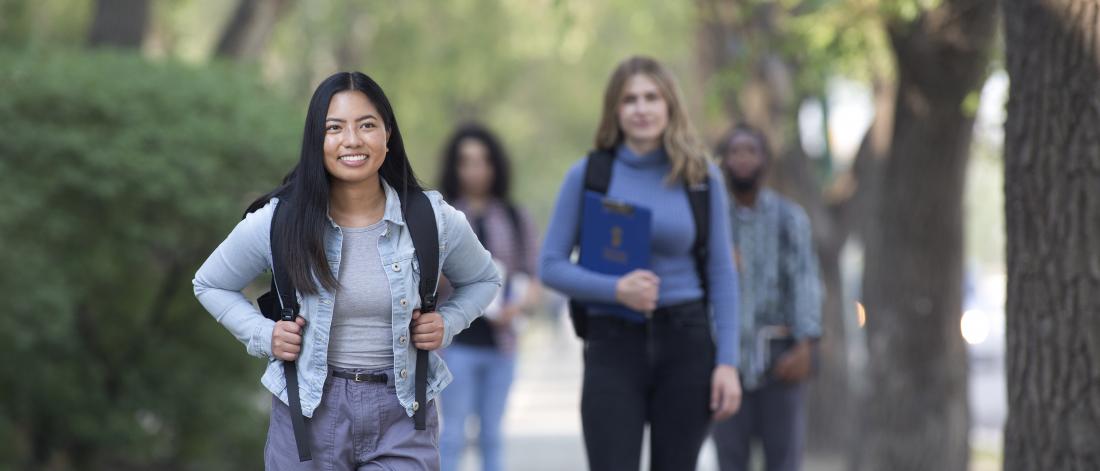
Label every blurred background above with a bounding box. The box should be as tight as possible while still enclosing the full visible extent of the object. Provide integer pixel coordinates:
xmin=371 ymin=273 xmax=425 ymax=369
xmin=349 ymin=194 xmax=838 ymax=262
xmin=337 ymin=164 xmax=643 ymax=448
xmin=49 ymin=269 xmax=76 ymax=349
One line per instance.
xmin=0 ymin=0 xmax=1012 ymax=470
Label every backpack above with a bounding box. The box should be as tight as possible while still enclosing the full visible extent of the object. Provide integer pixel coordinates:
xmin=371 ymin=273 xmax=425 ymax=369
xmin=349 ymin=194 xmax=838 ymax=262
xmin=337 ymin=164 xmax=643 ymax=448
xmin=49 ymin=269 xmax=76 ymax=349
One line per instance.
xmin=567 ymin=149 xmax=711 ymax=338
xmin=251 ymin=188 xmax=439 ymax=462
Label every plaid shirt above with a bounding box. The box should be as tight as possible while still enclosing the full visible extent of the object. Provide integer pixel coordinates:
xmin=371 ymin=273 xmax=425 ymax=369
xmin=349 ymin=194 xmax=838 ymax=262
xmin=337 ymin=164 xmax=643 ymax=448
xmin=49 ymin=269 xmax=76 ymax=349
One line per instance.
xmin=731 ymin=189 xmax=822 ymax=390
xmin=456 ymin=198 xmax=539 ymax=279
xmin=440 ymin=198 xmax=539 ymax=352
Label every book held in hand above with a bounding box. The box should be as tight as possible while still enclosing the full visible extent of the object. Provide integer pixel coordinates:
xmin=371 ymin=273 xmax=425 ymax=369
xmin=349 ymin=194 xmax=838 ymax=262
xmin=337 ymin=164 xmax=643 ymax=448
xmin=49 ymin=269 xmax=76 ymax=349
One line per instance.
xmin=577 ymin=190 xmax=652 ymax=320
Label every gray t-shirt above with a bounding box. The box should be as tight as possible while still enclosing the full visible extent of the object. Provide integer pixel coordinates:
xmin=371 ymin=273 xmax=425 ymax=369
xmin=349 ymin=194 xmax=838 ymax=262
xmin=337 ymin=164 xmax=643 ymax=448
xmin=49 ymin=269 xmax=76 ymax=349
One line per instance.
xmin=327 ymin=220 xmax=394 ymax=370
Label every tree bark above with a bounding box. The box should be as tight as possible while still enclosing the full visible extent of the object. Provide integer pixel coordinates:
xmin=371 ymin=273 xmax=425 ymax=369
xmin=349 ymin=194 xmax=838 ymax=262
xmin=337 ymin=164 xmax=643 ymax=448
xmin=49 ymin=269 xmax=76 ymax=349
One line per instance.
xmin=857 ymin=0 xmax=996 ymax=469
xmin=1003 ymin=0 xmax=1100 ymax=469
xmin=87 ymin=0 xmax=150 ymax=48
xmin=215 ymin=0 xmax=292 ymax=60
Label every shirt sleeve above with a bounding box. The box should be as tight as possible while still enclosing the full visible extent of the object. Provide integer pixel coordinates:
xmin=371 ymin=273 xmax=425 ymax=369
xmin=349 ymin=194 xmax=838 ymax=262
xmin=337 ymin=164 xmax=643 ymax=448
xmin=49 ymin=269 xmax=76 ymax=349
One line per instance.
xmin=192 ymin=200 xmax=278 ymax=359
xmin=538 ymin=159 xmax=622 ymax=303
xmin=704 ymin=164 xmax=741 ymax=367
xmin=519 ymin=207 xmax=540 ymax=277
xmin=784 ymin=204 xmax=823 ymax=340
xmin=436 ymin=199 xmax=504 ymax=348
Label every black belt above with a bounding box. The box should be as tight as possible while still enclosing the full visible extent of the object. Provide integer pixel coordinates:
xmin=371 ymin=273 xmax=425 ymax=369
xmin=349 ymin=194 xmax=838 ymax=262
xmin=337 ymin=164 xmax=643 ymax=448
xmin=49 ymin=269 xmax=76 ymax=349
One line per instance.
xmin=331 ymin=370 xmax=388 ymax=383
xmin=651 ymin=299 xmax=707 ymax=319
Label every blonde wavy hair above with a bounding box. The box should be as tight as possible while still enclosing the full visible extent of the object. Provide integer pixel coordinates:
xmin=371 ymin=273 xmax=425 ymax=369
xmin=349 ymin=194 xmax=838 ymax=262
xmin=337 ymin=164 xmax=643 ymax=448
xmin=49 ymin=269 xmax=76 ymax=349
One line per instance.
xmin=594 ymin=56 xmax=710 ymax=186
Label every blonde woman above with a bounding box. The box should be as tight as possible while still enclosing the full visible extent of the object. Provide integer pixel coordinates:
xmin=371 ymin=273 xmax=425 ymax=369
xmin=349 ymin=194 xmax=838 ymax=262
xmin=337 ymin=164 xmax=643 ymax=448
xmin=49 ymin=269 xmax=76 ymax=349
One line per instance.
xmin=540 ymin=56 xmax=743 ymax=470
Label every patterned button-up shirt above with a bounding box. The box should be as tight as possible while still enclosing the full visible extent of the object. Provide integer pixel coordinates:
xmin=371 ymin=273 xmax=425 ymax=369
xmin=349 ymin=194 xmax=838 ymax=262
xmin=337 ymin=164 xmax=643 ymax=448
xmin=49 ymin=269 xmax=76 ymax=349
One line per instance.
xmin=731 ymin=189 xmax=822 ymax=390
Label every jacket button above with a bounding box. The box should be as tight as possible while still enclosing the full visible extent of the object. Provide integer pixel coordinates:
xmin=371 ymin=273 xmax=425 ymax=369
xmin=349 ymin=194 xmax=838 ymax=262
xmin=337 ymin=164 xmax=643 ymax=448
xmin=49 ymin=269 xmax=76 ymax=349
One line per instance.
xmin=399 ymin=335 xmax=407 ymax=345
xmin=400 ymin=368 xmax=408 ymax=379
xmin=412 ymin=401 xmax=420 ymax=412
xmin=400 ymin=298 xmax=408 ymax=307
xmin=392 ymin=263 xmax=401 ymax=272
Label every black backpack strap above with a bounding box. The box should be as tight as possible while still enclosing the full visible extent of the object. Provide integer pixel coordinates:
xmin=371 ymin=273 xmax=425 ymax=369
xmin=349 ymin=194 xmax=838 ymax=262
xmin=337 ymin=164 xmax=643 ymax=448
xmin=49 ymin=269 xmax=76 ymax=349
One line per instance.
xmin=400 ymin=189 xmax=440 ymax=431
xmin=686 ymin=179 xmax=710 ymax=306
xmin=567 ymin=150 xmax=616 ymax=339
xmin=503 ymin=203 xmax=527 ymax=267
xmin=266 ymin=198 xmax=312 ymax=462
xmin=584 ymin=149 xmax=615 ymax=194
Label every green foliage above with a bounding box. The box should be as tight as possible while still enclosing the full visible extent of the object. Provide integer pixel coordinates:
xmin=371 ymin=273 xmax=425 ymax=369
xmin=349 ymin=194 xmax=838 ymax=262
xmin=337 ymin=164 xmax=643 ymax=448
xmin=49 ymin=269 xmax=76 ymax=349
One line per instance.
xmin=0 ymin=48 xmax=300 ymax=469
xmin=697 ymin=0 xmax=898 ymax=119
xmin=785 ymin=0 xmax=896 ymax=87
xmin=0 ymin=0 xmax=93 ymax=49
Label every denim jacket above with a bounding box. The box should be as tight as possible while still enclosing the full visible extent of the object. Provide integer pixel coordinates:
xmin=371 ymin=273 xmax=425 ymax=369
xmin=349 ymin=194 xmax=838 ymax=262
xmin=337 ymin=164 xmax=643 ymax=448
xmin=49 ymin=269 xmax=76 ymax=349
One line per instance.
xmin=193 ymin=179 xmax=502 ymax=418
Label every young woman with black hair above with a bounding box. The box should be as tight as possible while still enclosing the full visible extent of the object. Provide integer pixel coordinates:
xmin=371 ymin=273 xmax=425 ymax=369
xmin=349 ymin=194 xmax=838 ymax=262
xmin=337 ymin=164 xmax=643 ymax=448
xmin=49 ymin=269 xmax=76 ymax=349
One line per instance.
xmin=435 ymin=123 xmax=542 ymax=471
xmin=193 ymin=72 xmax=501 ymax=470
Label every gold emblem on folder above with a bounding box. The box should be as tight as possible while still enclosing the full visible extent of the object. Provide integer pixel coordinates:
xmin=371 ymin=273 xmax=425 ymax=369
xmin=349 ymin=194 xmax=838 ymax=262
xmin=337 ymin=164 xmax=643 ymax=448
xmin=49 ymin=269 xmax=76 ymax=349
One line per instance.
xmin=603 ymin=225 xmax=628 ymax=264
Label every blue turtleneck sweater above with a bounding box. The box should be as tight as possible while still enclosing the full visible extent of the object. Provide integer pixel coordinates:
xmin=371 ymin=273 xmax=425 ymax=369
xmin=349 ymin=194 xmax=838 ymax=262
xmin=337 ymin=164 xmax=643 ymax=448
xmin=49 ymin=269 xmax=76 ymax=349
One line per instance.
xmin=539 ymin=145 xmax=740 ymax=366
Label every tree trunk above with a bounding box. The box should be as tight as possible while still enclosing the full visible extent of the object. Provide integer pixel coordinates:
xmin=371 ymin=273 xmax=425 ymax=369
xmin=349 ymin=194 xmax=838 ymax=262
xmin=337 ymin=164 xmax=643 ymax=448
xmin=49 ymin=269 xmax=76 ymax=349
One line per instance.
xmin=215 ymin=0 xmax=291 ymax=60
xmin=857 ymin=0 xmax=996 ymax=469
xmin=806 ymin=78 xmax=895 ymax=463
xmin=87 ymin=0 xmax=149 ymax=48
xmin=1003 ymin=0 xmax=1100 ymax=469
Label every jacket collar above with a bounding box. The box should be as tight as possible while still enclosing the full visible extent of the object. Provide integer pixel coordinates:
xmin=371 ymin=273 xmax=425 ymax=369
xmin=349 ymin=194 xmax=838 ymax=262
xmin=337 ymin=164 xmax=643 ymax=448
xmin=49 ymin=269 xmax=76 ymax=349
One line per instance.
xmin=324 ymin=177 xmax=408 ymax=229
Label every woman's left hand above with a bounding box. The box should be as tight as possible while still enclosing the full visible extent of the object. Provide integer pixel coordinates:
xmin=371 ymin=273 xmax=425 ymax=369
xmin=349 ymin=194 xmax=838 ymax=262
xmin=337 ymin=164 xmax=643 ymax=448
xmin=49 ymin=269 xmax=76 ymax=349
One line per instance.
xmin=489 ymin=304 xmax=523 ymax=327
xmin=710 ymin=364 xmax=743 ymax=421
xmin=411 ymin=310 xmax=445 ymax=350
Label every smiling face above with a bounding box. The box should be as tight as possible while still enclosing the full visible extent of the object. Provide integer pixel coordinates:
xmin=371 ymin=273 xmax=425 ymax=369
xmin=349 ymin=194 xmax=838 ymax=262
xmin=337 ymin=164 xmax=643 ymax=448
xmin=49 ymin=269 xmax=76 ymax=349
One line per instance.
xmin=322 ymin=90 xmax=389 ymax=185
xmin=617 ymin=73 xmax=669 ymax=151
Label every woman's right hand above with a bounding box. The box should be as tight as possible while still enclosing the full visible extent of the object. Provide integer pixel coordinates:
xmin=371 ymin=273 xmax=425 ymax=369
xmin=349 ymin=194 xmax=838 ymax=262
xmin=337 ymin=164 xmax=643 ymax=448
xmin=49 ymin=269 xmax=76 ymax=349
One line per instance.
xmin=272 ymin=317 xmax=306 ymax=361
xmin=615 ymin=269 xmax=660 ymax=312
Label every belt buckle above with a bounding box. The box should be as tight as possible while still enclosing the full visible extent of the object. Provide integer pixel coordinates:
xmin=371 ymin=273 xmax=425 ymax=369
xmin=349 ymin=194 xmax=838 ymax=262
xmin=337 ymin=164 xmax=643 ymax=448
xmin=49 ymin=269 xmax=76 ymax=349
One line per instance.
xmin=353 ymin=372 xmax=366 ymax=382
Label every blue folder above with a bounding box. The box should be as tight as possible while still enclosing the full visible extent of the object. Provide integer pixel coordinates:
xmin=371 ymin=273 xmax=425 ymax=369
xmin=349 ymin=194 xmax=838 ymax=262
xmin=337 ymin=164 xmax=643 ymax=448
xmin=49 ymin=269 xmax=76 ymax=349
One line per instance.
xmin=577 ymin=190 xmax=652 ymax=320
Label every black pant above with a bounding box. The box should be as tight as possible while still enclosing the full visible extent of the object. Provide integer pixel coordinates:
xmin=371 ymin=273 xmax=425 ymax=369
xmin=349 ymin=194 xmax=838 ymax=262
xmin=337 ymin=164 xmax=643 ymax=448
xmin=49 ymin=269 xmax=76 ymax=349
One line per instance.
xmin=581 ymin=301 xmax=716 ymax=471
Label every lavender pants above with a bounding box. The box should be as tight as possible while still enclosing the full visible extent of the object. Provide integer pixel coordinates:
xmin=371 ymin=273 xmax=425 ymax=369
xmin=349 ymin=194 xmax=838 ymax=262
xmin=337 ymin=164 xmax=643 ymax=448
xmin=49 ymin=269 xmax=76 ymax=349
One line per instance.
xmin=265 ymin=368 xmax=441 ymax=471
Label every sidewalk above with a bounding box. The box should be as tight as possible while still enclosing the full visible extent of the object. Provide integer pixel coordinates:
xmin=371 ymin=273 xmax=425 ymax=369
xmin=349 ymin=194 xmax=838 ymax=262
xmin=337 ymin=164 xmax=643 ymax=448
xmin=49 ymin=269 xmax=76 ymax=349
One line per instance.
xmin=453 ymin=315 xmax=587 ymax=470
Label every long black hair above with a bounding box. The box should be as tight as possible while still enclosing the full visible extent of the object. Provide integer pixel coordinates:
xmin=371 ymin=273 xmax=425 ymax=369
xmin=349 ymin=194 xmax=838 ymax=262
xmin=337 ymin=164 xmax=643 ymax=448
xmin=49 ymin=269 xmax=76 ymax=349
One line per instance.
xmin=437 ymin=123 xmax=512 ymax=204
xmin=247 ymin=72 xmax=423 ymax=294
xmin=436 ymin=123 xmax=531 ymax=257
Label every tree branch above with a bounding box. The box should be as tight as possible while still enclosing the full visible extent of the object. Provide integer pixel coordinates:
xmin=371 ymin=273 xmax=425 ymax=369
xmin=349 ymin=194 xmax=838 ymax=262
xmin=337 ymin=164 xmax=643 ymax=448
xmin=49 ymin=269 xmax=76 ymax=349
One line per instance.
xmin=87 ymin=0 xmax=150 ymax=49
